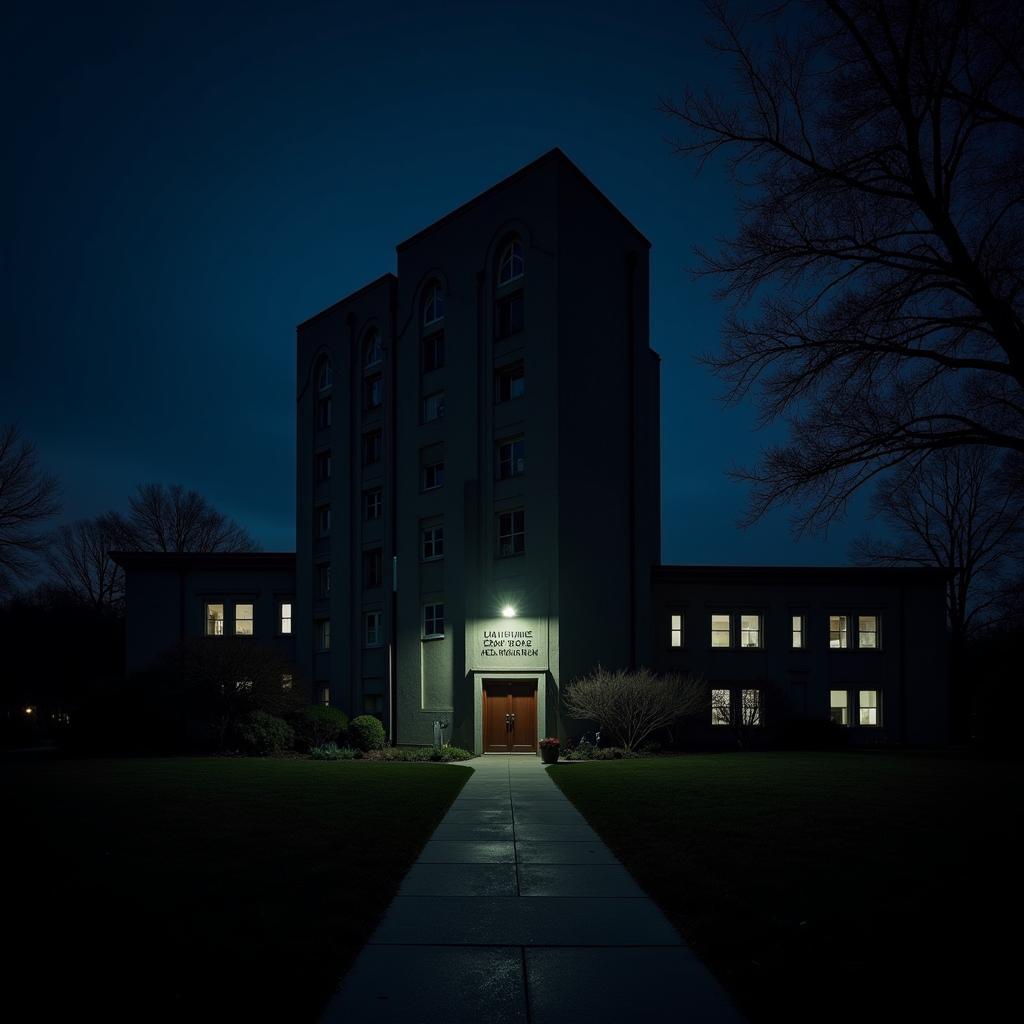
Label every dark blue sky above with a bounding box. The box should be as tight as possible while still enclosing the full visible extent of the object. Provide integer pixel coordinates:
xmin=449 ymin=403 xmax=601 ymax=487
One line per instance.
xmin=7 ymin=0 xmax=872 ymax=563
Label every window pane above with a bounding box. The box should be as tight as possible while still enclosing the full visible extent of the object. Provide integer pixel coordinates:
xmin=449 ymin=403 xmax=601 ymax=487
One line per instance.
xmin=711 ymin=614 xmax=730 ymax=647
xmin=235 ymin=603 xmax=254 ymax=636
xmin=741 ymin=689 xmax=761 ymax=726
xmin=829 ymin=615 xmax=848 ymax=648
xmin=670 ymin=614 xmax=683 ymax=648
xmin=711 ymin=689 xmax=731 ymax=725
xmin=829 ymin=690 xmax=849 ymax=725
xmin=205 ymin=603 xmax=224 ymax=636
xmin=859 ymin=690 xmax=879 ymax=726
xmin=792 ymin=614 xmax=803 ymax=648
xmin=740 ymin=614 xmax=760 ymax=648
xmin=280 ymin=602 xmax=292 ymax=634
xmin=858 ymin=615 xmax=878 ymax=648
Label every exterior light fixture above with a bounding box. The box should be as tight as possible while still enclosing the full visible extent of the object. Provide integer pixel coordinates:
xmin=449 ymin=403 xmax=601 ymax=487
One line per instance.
xmin=24 ymin=707 xmax=34 ymax=715
xmin=501 ymin=605 xmax=517 ymax=618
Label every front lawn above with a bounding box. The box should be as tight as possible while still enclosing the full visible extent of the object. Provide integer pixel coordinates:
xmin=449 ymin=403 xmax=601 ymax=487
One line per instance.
xmin=550 ymin=752 xmax=1021 ymax=1023
xmin=5 ymin=757 xmax=470 ymax=1022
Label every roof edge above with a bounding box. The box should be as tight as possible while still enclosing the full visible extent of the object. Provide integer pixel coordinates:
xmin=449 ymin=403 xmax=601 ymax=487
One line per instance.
xmin=297 ymin=273 xmax=397 ymax=331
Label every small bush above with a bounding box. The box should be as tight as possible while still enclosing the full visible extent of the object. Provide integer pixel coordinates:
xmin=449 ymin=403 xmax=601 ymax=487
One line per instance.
xmin=348 ymin=715 xmax=386 ymax=752
xmin=360 ymin=745 xmax=475 ymax=762
xmin=292 ymin=706 xmax=349 ymax=751
xmin=309 ymin=742 xmax=358 ymax=760
xmin=235 ymin=711 xmax=295 ymax=755
xmin=564 ymin=739 xmax=595 ymax=761
xmin=589 ymin=746 xmax=641 ymax=760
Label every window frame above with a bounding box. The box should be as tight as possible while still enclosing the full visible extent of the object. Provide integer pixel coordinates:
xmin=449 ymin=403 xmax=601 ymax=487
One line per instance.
xmin=495 ymin=290 xmax=524 ymax=340
xmin=316 ymin=504 xmax=331 ymax=538
xmin=711 ymin=688 xmax=731 ymax=726
xmin=422 ymin=460 xmax=444 ymax=491
xmin=422 ymin=602 xmax=445 ymax=639
xmin=497 ymin=436 xmax=525 ymax=480
xmin=498 ymin=240 xmax=524 ymax=285
xmin=316 ymin=562 xmax=331 ymax=599
xmin=316 ymin=358 xmax=333 ymax=392
xmin=497 ymin=508 xmax=525 ymax=558
xmin=710 ymin=613 xmax=731 ymax=649
xmin=363 ymin=329 xmax=383 ymax=369
xmin=421 ymin=330 xmax=445 ymax=373
xmin=858 ymin=689 xmax=881 ymax=726
xmin=316 ymin=395 xmax=332 ymax=430
xmin=363 ymin=610 xmax=384 ymax=648
xmin=828 ymin=614 xmax=849 ymax=649
xmin=495 ymin=362 xmax=525 ymax=403
xmin=279 ymin=601 xmax=293 ymax=635
xmin=362 ymin=429 xmax=382 ymax=466
xmin=421 ymin=523 xmax=444 ymax=561
xmin=739 ymin=612 xmax=763 ymax=649
xmin=422 ymin=391 xmax=445 ymax=423
xmin=364 ymin=373 xmax=384 ymax=411
xmin=791 ymin=613 xmax=806 ymax=650
xmin=857 ymin=614 xmax=881 ymax=650
xmin=205 ymin=602 xmax=225 ymax=637
xmin=669 ymin=612 xmax=684 ymax=649
xmin=315 ymin=449 xmax=331 ymax=482
xmin=829 ymin=689 xmax=850 ymax=726
xmin=363 ymin=548 xmax=383 ymax=590
xmin=315 ymin=618 xmax=331 ymax=651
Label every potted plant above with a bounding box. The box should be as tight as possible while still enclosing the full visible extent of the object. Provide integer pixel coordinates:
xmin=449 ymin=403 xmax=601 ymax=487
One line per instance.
xmin=539 ymin=737 xmax=560 ymax=764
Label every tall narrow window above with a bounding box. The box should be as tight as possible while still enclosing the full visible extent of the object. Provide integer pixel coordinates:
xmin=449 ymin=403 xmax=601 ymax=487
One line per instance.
xmin=740 ymin=614 xmax=761 ymax=648
xmin=830 ymin=690 xmax=849 ymax=726
xmin=495 ymin=362 xmax=525 ymax=402
xmin=364 ymin=488 xmax=383 ymax=520
xmin=280 ymin=602 xmax=292 ymax=634
xmin=234 ymin=603 xmax=254 ymax=636
xmin=316 ymin=563 xmax=331 ymax=599
xmin=858 ymin=615 xmax=879 ymax=648
xmin=859 ymin=690 xmax=880 ymax=726
xmin=497 ymin=437 xmax=525 ymax=479
xmin=316 ymin=450 xmax=331 ymax=481
xmin=670 ymin=614 xmax=684 ymax=648
xmin=422 ymin=392 xmax=445 ymax=422
xmin=364 ymin=611 xmax=383 ymax=647
xmin=711 ymin=689 xmax=731 ymax=726
xmin=205 ymin=603 xmax=225 ymax=636
xmin=423 ymin=603 xmax=445 ymax=638
xmin=498 ymin=240 xmax=524 ymax=284
xmin=316 ymin=396 xmax=332 ymax=430
xmin=792 ymin=615 xmax=805 ymax=649
xmin=495 ymin=291 xmax=524 ymax=339
xmin=364 ymin=374 xmax=383 ymax=411
xmin=316 ymin=619 xmax=331 ymax=651
xmin=422 ymin=524 xmax=444 ymax=560
xmin=362 ymin=430 xmax=382 ymax=465
xmin=829 ymin=615 xmax=848 ymax=648
xmin=316 ymin=358 xmax=333 ymax=392
xmin=363 ymin=329 xmax=382 ymax=369
xmin=497 ymin=509 xmax=525 ymax=557
xmin=422 ymin=331 xmax=444 ymax=372
xmin=316 ymin=504 xmax=331 ymax=538
xmin=319 ymin=685 xmax=331 ymax=706
xmin=710 ymin=614 xmax=731 ymax=648
xmin=363 ymin=548 xmax=383 ymax=589
xmin=423 ymin=285 xmax=444 ymax=327
xmin=422 ymin=460 xmax=444 ymax=490
xmin=741 ymin=689 xmax=761 ymax=726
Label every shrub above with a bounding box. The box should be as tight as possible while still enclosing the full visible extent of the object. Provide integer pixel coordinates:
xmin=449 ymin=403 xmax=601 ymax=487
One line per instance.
xmin=292 ymin=706 xmax=349 ymax=751
xmin=564 ymin=739 xmax=595 ymax=761
xmin=235 ymin=711 xmax=295 ymax=755
xmin=309 ymin=742 xmax=358 ymax=760
xmin=348 ymin=715 xmax=386 ymax=752
xmin=360 ymin=745 xmax=475 ymax=762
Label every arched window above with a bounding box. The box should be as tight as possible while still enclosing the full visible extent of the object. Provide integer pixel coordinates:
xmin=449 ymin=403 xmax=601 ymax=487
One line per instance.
xmin=498 ymin=240 xmax=524 ymax=285
xmin=363 ymin=329 xmax=382 ymax=369
xmin=423 ymin=285 xmax=444 ymax=327
xmin=316 ymin=356 xmax=333 ymax=392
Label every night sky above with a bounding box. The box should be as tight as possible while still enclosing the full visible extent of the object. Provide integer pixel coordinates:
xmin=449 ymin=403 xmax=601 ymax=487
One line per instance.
xmin=7 ymin=0 xmax=873 ymax=564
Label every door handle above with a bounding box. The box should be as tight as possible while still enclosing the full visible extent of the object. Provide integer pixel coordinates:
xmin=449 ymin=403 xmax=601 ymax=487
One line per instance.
xmin=505 ymin=713 xmax=511 ymax=730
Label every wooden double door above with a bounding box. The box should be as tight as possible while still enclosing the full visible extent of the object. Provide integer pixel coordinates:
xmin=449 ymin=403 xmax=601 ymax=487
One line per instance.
xmin=483 ymin=679 xmax=538 ymax=753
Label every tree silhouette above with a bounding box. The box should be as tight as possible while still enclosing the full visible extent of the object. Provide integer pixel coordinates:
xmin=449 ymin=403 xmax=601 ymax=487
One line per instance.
xmin=664 ymin=0 xmax=1024 ymax=532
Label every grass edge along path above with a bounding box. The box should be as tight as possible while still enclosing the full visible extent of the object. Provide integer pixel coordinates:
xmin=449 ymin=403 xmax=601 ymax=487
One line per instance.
xmin=550 ymin=752 xmax=1020 ymax=1024
xmin=6 ymin=757 xmax=471 ymax=1022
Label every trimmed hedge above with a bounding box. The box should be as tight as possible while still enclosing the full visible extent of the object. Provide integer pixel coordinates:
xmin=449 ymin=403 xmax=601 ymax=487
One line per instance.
xmin=292 ymin=706 xmax=349 ymax=751
xmin=235 ymin=711 xmax=295 ymax=755
xmin=348 ymin=715 xmax=386 ymax=752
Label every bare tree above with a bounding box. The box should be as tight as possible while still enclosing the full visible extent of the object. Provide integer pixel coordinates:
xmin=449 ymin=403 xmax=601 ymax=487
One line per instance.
xmin=112 ymin=483 xmax=258 ymax=553
xmin=0 ymin=424 xmax=59 ymax=593
xmin=45 ymin=514 xmax=125 ymax=613
xmin=663 ymin=0 xmax=1024 ymax=533
xmin=852 ymin=448 xmax=1024 ymax=641
xmin=564 ymin=666 xmax=706 ymax=751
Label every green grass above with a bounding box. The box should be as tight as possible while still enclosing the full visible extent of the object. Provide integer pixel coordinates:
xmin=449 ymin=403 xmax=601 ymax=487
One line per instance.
xmin=5 ymin=757 xmax=470 ymax=1022
xmin=550 ymin=752 xmax=1022 ymax=1023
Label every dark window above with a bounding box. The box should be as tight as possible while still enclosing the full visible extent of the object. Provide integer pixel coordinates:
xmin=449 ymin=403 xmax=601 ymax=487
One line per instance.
xmin=364 ymin=488 xmax=383 ymax=520
xmin=422 ymin=461 xmax=444 ymax=490
xmin=362 ymin=430 xmax=382 ymax=465
xmin=317 ymin=358 xmax=333 ymax=392
xmin=495 ymin=363 xmax=525 ymax=403
xmin=316 ymin=505 xmax=331 ymax=538
xmin=423 ymin=603 xmax=445 ymax=637
xmin=364 ymin=373 xmax=383 ymax=411
xmin=363 ymin=693 xmax=384 ymax=718
xmin=497 ymin=509 xmax=525 ymax=557
xmin=316 ymin=563 xmax=331 ymax=599
xmin=422 ymin=331 xmax=445 ymax=373
xmin=422 ymin=524 xmax=444 ymax=560
xmin=498 ymin=240 xmax=524 ymax=285
xmin=363 ymin=548 xmax=383 ymax=589
xmin=495 ymin=291 xmax=524 ymax=340
xmin=423 ymin=286 xmax=444 ymax=327
xmin=316 ymin=450 xmax=331 ymax=481
xmin=316 ymin=396 xmax=332 ymax=430
xmin=422 ymin=392 xmax=445 ymax=422
xmin=497 ymin=437 xmax=525 ymax=479
xmin=363 ymin=330 xmax=382 ymax=369
xmin=364 ymin=611 xmax=383 ymax=647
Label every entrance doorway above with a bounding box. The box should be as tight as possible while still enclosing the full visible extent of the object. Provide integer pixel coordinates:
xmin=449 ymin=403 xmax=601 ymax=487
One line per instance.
xmin=482 ymin=679 xmax=538 ymax=753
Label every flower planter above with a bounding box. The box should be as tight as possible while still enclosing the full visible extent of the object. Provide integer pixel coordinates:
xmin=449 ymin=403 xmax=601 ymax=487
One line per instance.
xmin=540 ymin=744 xmax=559 ymax=764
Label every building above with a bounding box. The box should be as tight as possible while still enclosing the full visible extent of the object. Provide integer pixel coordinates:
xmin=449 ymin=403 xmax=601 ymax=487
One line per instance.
xmin=117 ymin=149 xmax=950 ymax=749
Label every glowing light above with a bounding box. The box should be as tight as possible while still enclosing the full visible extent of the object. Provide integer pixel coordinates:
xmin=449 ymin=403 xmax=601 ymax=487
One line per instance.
xmin=24 ymin=707 xmax=34 ymax=715
xmin=501 ymin=605 xmax=517 ymax=618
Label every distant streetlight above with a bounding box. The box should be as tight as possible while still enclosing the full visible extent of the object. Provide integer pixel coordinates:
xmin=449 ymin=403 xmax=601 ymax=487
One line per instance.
xmin=501 ymin=605 xmax=517 ymax=618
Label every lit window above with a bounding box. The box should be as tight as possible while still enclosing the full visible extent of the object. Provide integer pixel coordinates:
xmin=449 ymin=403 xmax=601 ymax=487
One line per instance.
xmin=316 ymin=450 xmax=331 ymax=481
xmin=711 ymin=689 xmax=731 ymax=726
xmin=422 ymin=392 xmax=445 ymax=422
xmin=741 ymin=689 xmax=761 ymax=726
xmin=363 ymin=693 xmax=384 ymax=718
xmin=281 ymin=673 xmax=293 ymax=690
xmin=280 ymin=602 xmax=292 ymax=634
xmin=495 ymin=291 xmax=524 ymax=339
xmin=498 ymin=240 xmax=524 ymax=284
xmin=364 ymin=488 xmax=383 ymax=520
xmin=423 ymin=603 xmax=445 ymax=638
xmin=422 ymin=331 xmax=444 ymax=373
xmin=316 ymin=563 xmax=331 ymax=599
xmin=316 ymin=396 xmax=332 ymax=430
xmin=364 ymin=611 xmax=383 ymax=647
xmin=497 ymin=509 xmax=525 ymax=557
xmin=316 ymin=505 xmax=331 ymax=538
xmin=858 ymin=615 xmax=879 ymax=649
xmin=364 ymin=374 xmax=383 ymax=411
xmin=205 ymin=603 xmax=225 ymax=636
xmin=423 ymin=285 xmax=444 ymax=326
xmin=859 ymin=690 xmax=880 ymax=726
xmin=740 ymin=614 xmax=761 ymax=648
xmin=711 ymin=614 xmax=731 ymax=648
xmin=792 ymin=614 xmax=804 ymax=649
xmin=497 ymin=438 xmax=525 ymax=479
xmin=235 ymin=679 xmax=253 ymax=692
xmin=363 ymin=430 xmax=382 ymax=465
xmin=495 ymin=362 xmax=525 ymax=402
xmin=316 ymin=619 xmax=331 ymax=651
xmin=364 ymin=329 xmax=382 ymax=369
xmin=317 ymin=358 xmax=333 ymax=392
xmin=829 ymin=615 xmax=848 ymax=648
xmin=363 ymin=548 xmax=383 ymax=589
xmin=422 ymin=524 xmax=444 ymax=560
xmin=234 ymin=603 xmax=254 ymax=636
xmin=830 ymin=690 xmax=849 ymax=726
xmin=319 ymin=685 xmax=330 ymax=706
xmin=423 ymin=460 xmax=444 ymax=490
xmin=670 ymin=614 xmax=683 ymax=648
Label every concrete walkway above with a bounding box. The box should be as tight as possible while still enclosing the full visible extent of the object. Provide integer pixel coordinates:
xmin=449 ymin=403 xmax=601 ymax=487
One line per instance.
xmin=321 ymin=755 xmax=743 ymax=1023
